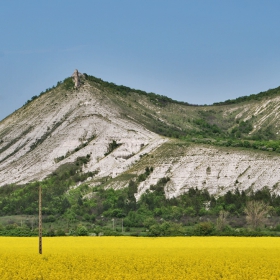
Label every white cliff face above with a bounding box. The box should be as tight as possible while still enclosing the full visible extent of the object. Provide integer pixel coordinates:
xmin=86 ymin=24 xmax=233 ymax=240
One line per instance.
xmin=134 ymin=143 xmax=280 ymax=199
xmin=0 ymin=81 xmax=164 ymax=186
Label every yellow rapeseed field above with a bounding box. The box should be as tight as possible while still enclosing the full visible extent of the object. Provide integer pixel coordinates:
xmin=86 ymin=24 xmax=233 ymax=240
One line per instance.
xmin=0 ymin=236 xmax=280 ymax=279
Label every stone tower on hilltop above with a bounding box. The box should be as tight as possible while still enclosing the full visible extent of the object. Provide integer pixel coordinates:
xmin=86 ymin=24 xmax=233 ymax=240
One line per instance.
xmin=71 ymin=69 xmax=83 ymax=88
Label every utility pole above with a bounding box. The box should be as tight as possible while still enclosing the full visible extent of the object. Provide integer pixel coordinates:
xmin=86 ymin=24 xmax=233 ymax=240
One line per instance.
xmin=38 ymin=185 xmax=42 ymax=254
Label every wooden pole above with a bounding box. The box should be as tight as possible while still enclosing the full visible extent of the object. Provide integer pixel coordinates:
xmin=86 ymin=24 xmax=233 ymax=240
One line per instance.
xmin=39 ymin=185 xmax=42 ymax=254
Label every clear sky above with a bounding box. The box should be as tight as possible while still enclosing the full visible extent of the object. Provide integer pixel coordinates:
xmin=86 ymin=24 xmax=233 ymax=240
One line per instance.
xmin=1 ymin=0 xmax=280 ymax=120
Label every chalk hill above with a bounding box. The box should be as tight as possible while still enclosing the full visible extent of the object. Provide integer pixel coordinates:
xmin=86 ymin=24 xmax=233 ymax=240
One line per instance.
xmin=0 ymin=72 xmax=280 ymax=196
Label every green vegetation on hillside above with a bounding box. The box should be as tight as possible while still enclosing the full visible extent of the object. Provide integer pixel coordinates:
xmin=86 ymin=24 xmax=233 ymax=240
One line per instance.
xmin=1 ymin=160 xmax=280 ymax=237
xmin=23 ymin=77 xmax=74 ymax=106
xmin=83 ymin=73 xmax=192 ymax=107
xmin=183 ymin=106 xmax=279 ymax=149
xmin=84 ymin=73 xmax=280 ymax=107
xmin=213 ymin=86 xmax=280 ymax=105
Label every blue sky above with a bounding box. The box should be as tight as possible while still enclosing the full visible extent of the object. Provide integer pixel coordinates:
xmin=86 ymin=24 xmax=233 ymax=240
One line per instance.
xmin=1 ymin=0 xmax=280 ymax=120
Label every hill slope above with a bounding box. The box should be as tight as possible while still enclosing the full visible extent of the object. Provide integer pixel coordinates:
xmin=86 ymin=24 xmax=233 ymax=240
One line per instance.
xmin=0 ymin=72 xmax=280 ymax=197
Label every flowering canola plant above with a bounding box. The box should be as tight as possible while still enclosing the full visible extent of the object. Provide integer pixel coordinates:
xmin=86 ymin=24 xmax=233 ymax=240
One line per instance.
xmin=0 ymin=237 xmax=280 ymax=279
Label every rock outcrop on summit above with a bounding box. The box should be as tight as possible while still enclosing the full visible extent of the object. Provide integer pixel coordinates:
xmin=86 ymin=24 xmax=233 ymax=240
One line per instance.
xmin=71 ymin=69 xmax=83 ymax=88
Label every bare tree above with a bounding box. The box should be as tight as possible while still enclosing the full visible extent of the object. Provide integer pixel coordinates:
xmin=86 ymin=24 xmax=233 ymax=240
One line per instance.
xmin=216 ymin=210 xmax=229 ymax=231
xmin=244 ymin=200 xmax=269 ymax=229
